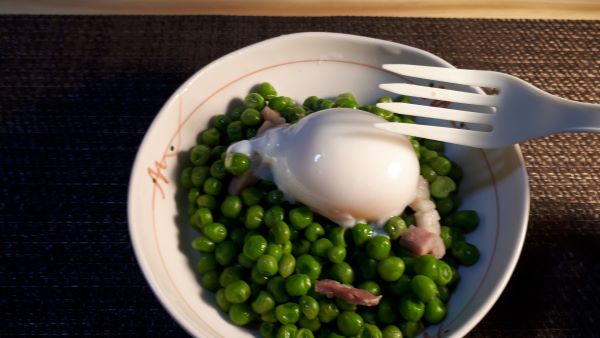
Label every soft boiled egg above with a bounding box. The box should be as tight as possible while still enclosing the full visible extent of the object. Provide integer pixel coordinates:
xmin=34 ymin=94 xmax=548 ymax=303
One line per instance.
xmin=228 ymin=108 xmax=420 ymax=227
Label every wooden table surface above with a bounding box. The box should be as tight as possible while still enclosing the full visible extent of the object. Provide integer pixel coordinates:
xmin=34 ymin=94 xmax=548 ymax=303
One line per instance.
xmin=1 ymin=0 xmax=600 ymax=19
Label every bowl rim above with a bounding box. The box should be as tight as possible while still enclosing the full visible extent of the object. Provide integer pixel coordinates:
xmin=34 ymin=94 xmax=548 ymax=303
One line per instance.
xmin=127 ymin=31 xmax=530 ymax=338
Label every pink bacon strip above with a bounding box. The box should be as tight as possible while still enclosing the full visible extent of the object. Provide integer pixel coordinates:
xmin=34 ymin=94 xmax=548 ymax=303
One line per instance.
xmin=315 ymin=279 xmax=382 ymax=306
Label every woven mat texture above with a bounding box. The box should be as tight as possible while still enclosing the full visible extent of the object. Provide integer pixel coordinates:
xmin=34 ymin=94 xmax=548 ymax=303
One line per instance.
xmin=1 ymin=16 xmax=599 ymax=337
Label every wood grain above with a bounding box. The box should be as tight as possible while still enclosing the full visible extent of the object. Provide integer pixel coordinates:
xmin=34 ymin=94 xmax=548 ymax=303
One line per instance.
xmin=1 ymin=0 xmax=600 ymax=19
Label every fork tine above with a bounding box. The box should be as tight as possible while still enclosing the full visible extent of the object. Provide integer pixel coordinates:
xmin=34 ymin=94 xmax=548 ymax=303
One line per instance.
xmin=383 ymin=64 xmax=504 ymax=88
xmin=374 ymin=122 xmax=494 ymax=148
xmin=377 ymin=102 xmax=495 ymax=125
xmin=380 ymin=83 xmax=500 ymax=107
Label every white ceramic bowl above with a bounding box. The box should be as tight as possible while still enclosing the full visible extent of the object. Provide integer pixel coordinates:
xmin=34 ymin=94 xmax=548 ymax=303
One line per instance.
xmin=128 ymin=32 xmax=529 ymax=338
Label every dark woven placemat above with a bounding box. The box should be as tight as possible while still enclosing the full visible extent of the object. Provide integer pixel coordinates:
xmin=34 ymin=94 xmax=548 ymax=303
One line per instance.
xmin=1 ymin=16 xmax=599 ymax=337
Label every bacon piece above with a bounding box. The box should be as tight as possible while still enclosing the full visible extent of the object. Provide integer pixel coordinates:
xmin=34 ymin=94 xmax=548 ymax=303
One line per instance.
xmin=314 ymin=279 xmax=382 ymax=306
xmin=261 ymin=106 xmax=286 ymax=125
xmin=227 ymin=170 xmax=259 ymax=195
xmin=399 ymin=226 xmax=446 ymax=259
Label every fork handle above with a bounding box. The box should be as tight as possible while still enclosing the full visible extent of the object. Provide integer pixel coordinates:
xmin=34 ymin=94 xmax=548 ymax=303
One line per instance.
xmin=549 ymin=95 xmax=600 ymax=133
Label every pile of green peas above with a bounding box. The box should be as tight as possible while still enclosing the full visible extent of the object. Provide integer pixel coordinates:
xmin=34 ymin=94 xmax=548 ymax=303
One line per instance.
xmin=180 ymin=83 xmax=481 ymax=338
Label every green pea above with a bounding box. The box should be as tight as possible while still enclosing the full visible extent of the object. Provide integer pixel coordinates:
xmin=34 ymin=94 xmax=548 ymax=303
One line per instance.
xmin=428 ymin=156 xmax=452 ymax=176
xmin=295 ymin=328 xmax=314 ymax=338
xmin=298 ymin=316 xmax=321 ymax=332
xmin=289 ymin=206 xmax=313 ymax=230
xmin=371 ymin=106 xmax=394 ymax=121
xmin=224 ymin=152 xmax=251 ymax=176
xmin=424 ymin=298 xmax=447 ymax=324
xmin=328 ymin=227 xmax=347 ymax=247
xmin=227 ymin=106 xmax=244 ymax=121
xmin=335 ymin=97 xmax=358 ymax=109
xmin=196 ymin=254 xmax=218 ymax=274
xmin=292 ymin=236 xmax=311 ymax=256
xmin=302 ymin=223 xmax=323 ymax=242
xmin=451 ymin=241 xmax=480 ymax=266
xmin=252 ymin=290 xmax=276 ymax=315
xmin=190 ymin=207 xmax=213 ymax=229
xmin=389 ymin=274 xmax=412 ymax=296
xmin=267 ymin=276 xmax=289 ymax=303
xmin=399 ymin=321 xmax=424 ymax=338
xmin=201 ymin=270 xmax=220 ymax=291
xmin=398 ymin=294 xmax=425 ymax=321
xmin=276 ymin=324 xmax=298 ymax=338
xmin=377 ymin=298 xmax=396 ymax=324
xmin=201 ymin=127 xmax=221 ymax=147
xmin=224 ymin=279 xmax=251 ymax=304
xmin=237 ymin=252 xmax=253 ymax=268
xmin=266 ymin=189 xmax=284 ymax=205
xmin=420 ymin=148 xmax=438 ymax=163
xmin=240 ymin=108 xmax=262 ymax=127
xmin=410 ymin=138 xmax=421 ymax=159
xmin=188 ymin=205 xmax=198 ymax=217
xmin=202 ymin=222 xmax=227 ymax=243
xmin=220 ymin=195 xmax=242 ymax=218
xmin=258 ymin=82 xmax=278 ymax=100
xmin=448 ymin=161 xmax=463 ymax=182
xmin=358 ymin=281 xmax=381 ymax=296
xmin=295 ymin=254 xmax=322 ymax=281
xmin=208 ymin=160 xmax=226 ymax=180
xmin=203 ymin=177 xmax=223 ymax=196
xmin=191 ymin=166 xmax=211 ymax=187
xmin=243 ymin=235 xmax=267 ymax=260
xmin=358 ymin=324 xmax=383 ymax=338
xmin=282 ymin=105 xmax=307 ymax=123
xmin=335 ymin=298 xmax=356 ymax=312
xmin=271 ymin=221 xmax=291 ymax=244
xmin=330 ymin=262 xmax=354 ymax=284
xmin=269 ymin=96 xmax=295 ymax=112
xmin=303 ymin=96 xmax=319 ymax=111
xmin=327 ymin=246 xmax=346 ymax=264
xmin=435 ymin=260 xmax=453 ymax=286
xmin=245 ymin=205 xmax=264 ymax=229
xmin=210 ymin=114 xmax=230 ymax=132
xmin=196 ymin=194 xmax=217 ymax=210
xmin=190 ymin=144 xmax=211 ymax=166
xmin=266 ymin=243 xmax=283 ymax=261
xmin=245 ymin=127 xmax=257 ymax=140
xmin=219 ymin=265 xmax=242 ymax=287
xmin=265 ymin=206 xmax=285 ymax=228
xmin=377 ymin=256 xmax=405 ymax=281
xmin=285 ymin=273 xmax=312 ymax=297
xmin=188 ymin=188 xmax=200 ymax=205
xmin=316 ymin=98 xmax=335 ymax=110
xmin=276 ymin=302 xmax=301 ymax=325
xmin=226 ymin=120 xmax=244 ymax=142
xmin=360 ymin=257 xmax=378 ymax=280
xmin=384 ymin=216 xmax=407 ymax=240
xmin=413 ymin=255 xmax=439 ymax=280
xmin=430 ymin=176 xmax=456 ymax=199
xmin=362 ymin=310 xmax=378 ymax=324
xmin=437 ymin=284 xmax=450 ymax=303
xmin=256 ymin=254 xmax=279 ymax=276
xmin=366 ymin=235 xmax=391 ymax=260
xmin=279 ymin=253 xmax=296 ymax=278
xmin=244 ymin=92 xmax=266 ymax=110
xmin=281 ymin=240 xmax=293 ymax=255
xmin=228 ymin=302 xmax=253 ymax=326
xmin=216 ymin=288 xmax=231 ymax=312
xmin=420 ymin=163 xmax=437 ymax=183
xmin=311 ymin=238 xmax=334 ymax=258
xmin=180 ymin=167 xmax=193 ymax=189
xmin=299 ymin=295 xmax=319 ymax=320
xmin=192 ymin=235 xmax=215 ymax=253
xmin=377 ymin=95 xmax=393 ymax=103
xmin=230 ymin=227 xmax=247 ymax=245
xmin=261 ymin=309 xmax=278 ymax=323
xmin=336 ymin=311 xmax=364 ymax=336
xmin=260 ymin=322 xmax=277 ymax=338
xmin=446 ymin=210 xmax=480 ymax=233
xmin=241 ymin=186 xmax=263 ymax=206
xmin=382 ymin=325 xmax=403 ymax=338
xmin=215 ymin=241 xmax=236 ymax=266
xmin=411 ymin=275 xmax=438 ymax=302
xmin=318 ymin=299 xmax=339 ymax=323
xmin=352 ymin=223 xmax=373 ymax=246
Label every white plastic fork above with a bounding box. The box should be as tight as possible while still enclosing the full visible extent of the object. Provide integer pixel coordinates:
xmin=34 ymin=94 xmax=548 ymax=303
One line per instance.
xmin=375 ymin=64 xmax=600 ymax=148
